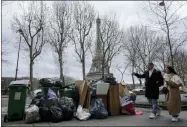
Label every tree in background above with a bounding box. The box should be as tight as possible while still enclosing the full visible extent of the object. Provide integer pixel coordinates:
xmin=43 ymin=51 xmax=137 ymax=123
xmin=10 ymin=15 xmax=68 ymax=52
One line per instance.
xmin=123 ymin=26 xmax=163 ymax=87
xmin=99 ymin=14 xmax=124 ymax=79
xmin=11 ymin=1 xmax=48 ymax=91
xmin=143 ymin=1 xmax=187 ymax=67
xmin=48 ymin=1 xmax=72 ymax=83
xmin=70 ymin=1 xmax=95 ymax=80
xmin=173 ymin=49 xmax=187 ymax=85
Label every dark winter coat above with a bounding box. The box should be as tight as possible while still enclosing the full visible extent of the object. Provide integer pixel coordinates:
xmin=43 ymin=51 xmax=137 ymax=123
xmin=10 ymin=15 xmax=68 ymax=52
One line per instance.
xmin=134 ymin=69 xmax=163 ymax=99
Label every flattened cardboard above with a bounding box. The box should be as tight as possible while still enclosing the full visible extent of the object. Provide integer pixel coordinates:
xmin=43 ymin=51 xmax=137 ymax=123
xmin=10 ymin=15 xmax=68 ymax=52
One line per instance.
xmin=75 ymin=80 xmax=91 ymax=110
xmin=108 ymin=84 xmax=121 ymax=116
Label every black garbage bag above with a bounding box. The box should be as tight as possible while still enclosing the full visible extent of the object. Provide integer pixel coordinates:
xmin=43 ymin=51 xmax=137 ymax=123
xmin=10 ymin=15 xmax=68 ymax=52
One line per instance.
xmin=59 ymin=97 xmax=75 ymax=121
xmin=90 ymin=98 xmax=108 ymax=119
xmin=39 ymin=98 xmax=62 ymax=122
xmin=40 ymin=98 xmax=59 ymax=108
xmin=61 ymin=105 xmax=74 ymax=121
xmin=30 ymin=94 xmax=44 ymax=107
xmin=39 ymin=78 xmax=65 ymax=88
xmin=50 ymin=105 xmax=64 ymax=123
xmin=90 ymin=81 xmax=98 ymax=99
xmin=39 ymin=106 xmax=52 ymax=121
xmin=55 ymin=79 xmax=65 ymax=87
xmin=105 ymin=77 xmax=117 ymax=85
xmin=30 ymin=98 xmax=41 ymax=107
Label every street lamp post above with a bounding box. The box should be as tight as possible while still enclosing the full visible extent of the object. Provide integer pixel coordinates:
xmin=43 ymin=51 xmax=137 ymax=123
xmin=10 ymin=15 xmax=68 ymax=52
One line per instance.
xmin=159 ymin=0 xmax=165 ymax=6
xmin=15 ymin=29 xmax=22 ymax=81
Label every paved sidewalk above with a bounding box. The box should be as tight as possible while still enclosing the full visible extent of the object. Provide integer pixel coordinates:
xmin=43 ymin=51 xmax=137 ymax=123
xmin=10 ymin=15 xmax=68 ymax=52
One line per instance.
xmin=2 ymin=108 xmax=187 ymax=126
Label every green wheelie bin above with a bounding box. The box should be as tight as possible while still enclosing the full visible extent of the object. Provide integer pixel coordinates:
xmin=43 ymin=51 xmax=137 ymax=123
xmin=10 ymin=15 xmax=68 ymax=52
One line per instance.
xmin=4 ymin=80 xmax=29 ymax=122
xmin=59 ymin=84 xmax=78 ymax=100
xmin=42 ymin=87 xmax=59 ymax=97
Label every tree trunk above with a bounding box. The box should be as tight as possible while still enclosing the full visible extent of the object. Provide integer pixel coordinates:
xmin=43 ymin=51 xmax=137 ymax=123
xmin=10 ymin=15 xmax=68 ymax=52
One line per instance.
xmin=164 ymin=4 xmax=174 ymax=67
xmin=59 ymin=52 xmax=65 ymax=83
xmin=82 ymin=61 xmax=86 ymax=80
xmin=29 ymin=40 xmax=34 ymax=93
xmin=102 ymin=57 xmax=105 ymax=80
xmin=82 ymin=51 xmax=86 ymax=80
xmin=139 ymin=78 xmax=142 ymax=86
xmin=107 ymin=66 xmax=110 ymax=74
xmin=131 ymin=65 xmax=135 ymax=89
xmin=30 ymin=57 xmax=34 ymax=92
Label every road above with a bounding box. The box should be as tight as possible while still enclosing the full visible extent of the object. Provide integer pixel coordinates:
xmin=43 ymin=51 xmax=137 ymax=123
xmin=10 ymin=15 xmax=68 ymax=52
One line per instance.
xmin=136 ymin=94 xmax=187 ymax=104
xmin=2 ymin=109 xmax=187 ymax=126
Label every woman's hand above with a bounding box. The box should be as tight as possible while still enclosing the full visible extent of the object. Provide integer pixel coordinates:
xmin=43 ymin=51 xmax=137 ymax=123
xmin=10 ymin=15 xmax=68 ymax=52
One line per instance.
xmin=166 ymin=81 xmax=170 ymax=85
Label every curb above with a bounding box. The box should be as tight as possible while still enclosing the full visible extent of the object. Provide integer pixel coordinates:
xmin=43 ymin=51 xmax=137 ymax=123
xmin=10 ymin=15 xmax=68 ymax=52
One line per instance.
xmin=135 ymin=104 xmax=187 ymax=110
xmin=135 ymin=92 xmax=187 ymax=95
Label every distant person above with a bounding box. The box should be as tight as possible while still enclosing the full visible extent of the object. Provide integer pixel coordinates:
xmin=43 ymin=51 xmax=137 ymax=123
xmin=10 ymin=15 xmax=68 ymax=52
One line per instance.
xmin=132 ymin=63 xmax=163 ymax=119
xmin=163 ymin=65 xmax=187 ymax=122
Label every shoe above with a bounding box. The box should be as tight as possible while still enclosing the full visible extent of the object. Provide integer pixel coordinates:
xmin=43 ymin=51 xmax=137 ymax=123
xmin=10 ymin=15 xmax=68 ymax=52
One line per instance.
xmin=156 ymin=109 xmax=162 ymax=116
xmin=172 ymin=117 xmax=178 ymax=122
xmin=149 ymin=113 xmax=156 ymax=119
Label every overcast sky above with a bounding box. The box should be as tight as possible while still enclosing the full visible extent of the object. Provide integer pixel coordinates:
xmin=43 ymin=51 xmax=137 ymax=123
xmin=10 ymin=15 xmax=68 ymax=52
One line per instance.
xmin=2 ymin=1 xmax=187 ymax=83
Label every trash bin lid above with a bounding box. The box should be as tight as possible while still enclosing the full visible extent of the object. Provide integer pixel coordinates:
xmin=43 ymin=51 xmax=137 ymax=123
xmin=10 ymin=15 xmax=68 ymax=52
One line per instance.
xmin=9 ymin=80 xmax=30 ymax=87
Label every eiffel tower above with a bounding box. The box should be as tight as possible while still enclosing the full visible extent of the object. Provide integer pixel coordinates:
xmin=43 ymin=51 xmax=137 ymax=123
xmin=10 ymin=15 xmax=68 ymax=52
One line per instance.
xmin=86 ymin=17 xmax=109 ymax=80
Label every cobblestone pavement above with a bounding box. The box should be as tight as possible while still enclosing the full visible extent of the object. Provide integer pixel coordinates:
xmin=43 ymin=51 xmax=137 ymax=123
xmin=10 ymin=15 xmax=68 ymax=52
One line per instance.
xmin=2 ymin=108 xmax=187 ymax=126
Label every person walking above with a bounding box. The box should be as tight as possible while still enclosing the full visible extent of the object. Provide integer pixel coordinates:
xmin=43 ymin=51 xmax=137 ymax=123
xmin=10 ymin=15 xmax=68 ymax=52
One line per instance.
xmin=132 ymin=63 xmax=163 ymax=119
xmin=163 ymin=65 xmax=187 ymax=122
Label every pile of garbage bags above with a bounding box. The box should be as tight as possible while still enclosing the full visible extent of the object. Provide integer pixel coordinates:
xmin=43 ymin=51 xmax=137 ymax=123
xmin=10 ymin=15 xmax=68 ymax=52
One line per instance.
xmin=24 ymin=77 xmax=137 ymax=124
xmin=25 ymin=86 xmax=108 ymax=124
xmin=25 ymin=89 xmax=75 ymax=124
xmin=39 ymin=78 xmax=65 ymax=88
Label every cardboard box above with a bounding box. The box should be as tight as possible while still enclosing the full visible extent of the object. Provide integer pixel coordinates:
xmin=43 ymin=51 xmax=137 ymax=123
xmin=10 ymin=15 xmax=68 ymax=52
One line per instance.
xmin=108 ymin=84 xmax=121 ymax=116
xmin=75 ymin=80 xmax=91 ymax=109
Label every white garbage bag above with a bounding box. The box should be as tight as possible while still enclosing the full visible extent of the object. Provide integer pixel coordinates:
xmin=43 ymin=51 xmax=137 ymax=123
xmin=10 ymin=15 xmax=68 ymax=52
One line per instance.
xmin=25 ymin=105 xmax=41 ymax=124
xmin=75 ymin=105 xmax=91 ymax=121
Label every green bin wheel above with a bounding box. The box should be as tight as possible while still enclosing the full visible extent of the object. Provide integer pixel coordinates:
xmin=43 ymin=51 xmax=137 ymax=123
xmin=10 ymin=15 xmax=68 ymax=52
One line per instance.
xmin=4 ymin=115 xmax=8 ymax=122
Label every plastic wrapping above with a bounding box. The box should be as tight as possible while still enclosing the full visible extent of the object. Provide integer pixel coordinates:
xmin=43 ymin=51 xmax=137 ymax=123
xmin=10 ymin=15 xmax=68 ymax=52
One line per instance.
xmin=90 ymin=98 xmax=108 ymax=119
xmin=39 ymin=98 xmax=59 ymax=121
xmin=59 ymin=97 xmax=75 ymax=121
xmin=50 ymin=105 xmax=64 ymax=123
xmin=48 ymin=88 xmax=57 ymax=99
xmin=75 ymin=105 xmax=91 ymax=121
xmin=39 ymin=78 xmax=64 ymax=87
xmin=30 ymin=94 xmax=44 ymax=107
xmin=25 ymin=105 xmax=40 ymax=124
xmin=120 ymin=96 xmax=135 ymax=114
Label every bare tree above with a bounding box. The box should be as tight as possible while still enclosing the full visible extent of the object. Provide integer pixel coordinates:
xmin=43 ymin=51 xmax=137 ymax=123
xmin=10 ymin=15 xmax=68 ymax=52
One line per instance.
xmin=116 ymin=62 xmax=130 ymax=82
xmin=11 ymin=1 xmax=48 ymax=91
xmin=48 ymin=1 xmax=72 ymax=83
xmin=173 ymin=49 xmax=187 ymax=85
xmin=2 ymin=39 xmax=11 ymax=64
xmin=143 ymin=1 xmax=187 ymax=67
xmin=100 ymin=14 xmax=124 ymax=79
xmin=123 ymin=26 xmax=163 ymax=87
xmin=70 ymin=1 xmax=95 ymax=80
